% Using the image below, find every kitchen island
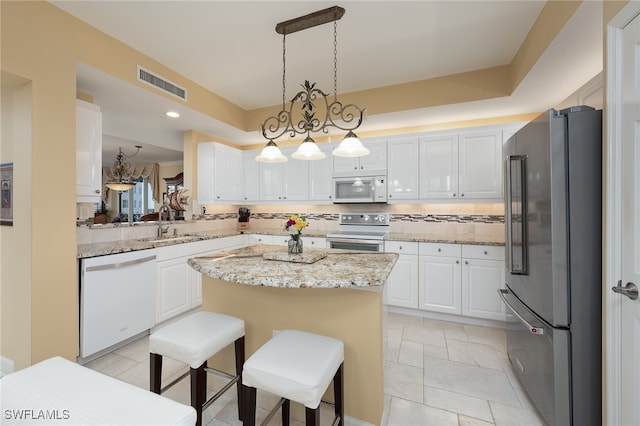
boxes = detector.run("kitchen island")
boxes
[188,244,398,425]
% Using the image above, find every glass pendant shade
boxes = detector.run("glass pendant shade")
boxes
[332,131,369,157]
[256,140,288,163]
[105,181,135,191]
[291,136,326,160]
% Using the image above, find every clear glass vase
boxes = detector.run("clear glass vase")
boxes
[287,236,303,254]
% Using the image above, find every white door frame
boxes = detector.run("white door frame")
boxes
[605,2,640,425]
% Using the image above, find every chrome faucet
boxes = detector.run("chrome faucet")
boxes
[158,204,171,238]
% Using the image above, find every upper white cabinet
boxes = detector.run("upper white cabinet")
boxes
[242,150,260,202]
[419,134,459,199]
[308,143,334,201]
[458,130,502,199]
[419,129,502,200]
[332,139,387,176]
[76,100,102,203]
[387,137,419,201]
[259,146,310,201]
[197,142,243,203]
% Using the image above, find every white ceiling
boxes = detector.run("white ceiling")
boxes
[52,1,603,164]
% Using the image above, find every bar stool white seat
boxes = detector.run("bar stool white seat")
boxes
[149,311,245,426]
[242,330,344,426]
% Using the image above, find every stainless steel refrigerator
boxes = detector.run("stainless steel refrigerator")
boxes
[500,106,602,426]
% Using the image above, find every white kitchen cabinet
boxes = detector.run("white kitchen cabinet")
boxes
[282,146,309,201]
[155,236,248,324]
[242,150,260,202]
[308,143,334,201]
[418,128,503,200]
[270,234,327,248]
[419,243,462,314]
[332,138,387,176]
[197,142,243,203]
[387,137,419,201]
[259,147,310,201]
[458,129,502,199]
[419,133,459,199]
[461,245,506,321]
[76,99,102,203]
[384,241,419,308]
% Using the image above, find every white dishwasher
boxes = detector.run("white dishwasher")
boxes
[79,249,157,362]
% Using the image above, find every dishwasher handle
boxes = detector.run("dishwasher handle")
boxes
[85,255,156,272]
[498,289,544,335]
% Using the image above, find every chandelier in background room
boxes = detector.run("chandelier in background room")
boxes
[256,6,369,163]
[105,145,142,191]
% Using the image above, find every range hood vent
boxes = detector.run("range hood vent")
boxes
[137,66,187,101]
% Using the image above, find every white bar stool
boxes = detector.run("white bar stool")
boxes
[242,330,344,426]
[149,311,245,426]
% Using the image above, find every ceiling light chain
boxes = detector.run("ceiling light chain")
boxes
[256,5,368,163]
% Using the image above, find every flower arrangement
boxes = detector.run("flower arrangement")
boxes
[284,214,308,240]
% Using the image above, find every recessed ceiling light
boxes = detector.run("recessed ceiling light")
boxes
[165,111,180,118]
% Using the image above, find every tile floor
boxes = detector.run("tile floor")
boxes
[86,312,546,425]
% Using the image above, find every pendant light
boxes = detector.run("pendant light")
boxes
[257,6,367,162]
[255,140,287,163]
[105,145,142,191]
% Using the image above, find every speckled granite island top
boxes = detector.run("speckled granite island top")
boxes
[188,244,398,290]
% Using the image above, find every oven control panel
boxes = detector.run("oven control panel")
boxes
[339,213,389,225]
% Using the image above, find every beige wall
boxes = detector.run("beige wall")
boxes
[0,0,596,369]
[1,75,33,372]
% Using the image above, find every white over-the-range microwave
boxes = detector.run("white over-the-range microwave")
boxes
[332,175,387,203]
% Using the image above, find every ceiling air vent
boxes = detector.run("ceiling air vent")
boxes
[137,66,187,101]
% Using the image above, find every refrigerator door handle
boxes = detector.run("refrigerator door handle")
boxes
[505,155,528,274]
[498,289,544,335]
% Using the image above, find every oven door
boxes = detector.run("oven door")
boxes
[327,238,384,252]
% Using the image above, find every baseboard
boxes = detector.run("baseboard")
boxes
[387,305,507,329]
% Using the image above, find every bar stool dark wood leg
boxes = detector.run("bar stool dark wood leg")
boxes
[190,362,206,426]
[282,399,290,426]
[305,407,320,426]
[242,385,257,425]
[150,353,162,394]
[334,363,344,426]
[235,337,245,421]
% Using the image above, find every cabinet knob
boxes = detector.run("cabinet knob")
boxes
[465,261,469,265]
[456,260,460,264]
[484,250,488,255]
[360,166,364,170]
[216,196,220,199]
[389,194,392,198]
[329,195,332,199]
[438,248,441,252]
[244,197,248,200]
[461,193,465,197]
[354,166,358,170]
[94,189,100,194]
[284,196,287,199]
[311,241,315,245]
[399,246,403,250]
[452,193,456,197]
[278,196,282,199]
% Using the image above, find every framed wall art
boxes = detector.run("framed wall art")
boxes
[1,163,13,226]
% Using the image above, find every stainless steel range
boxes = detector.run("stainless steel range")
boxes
[326,212,389,252]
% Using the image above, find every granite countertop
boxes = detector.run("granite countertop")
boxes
[384,232,504,246]
[77,228,503,258]
[77,230,242,258]
[188,244,398,290]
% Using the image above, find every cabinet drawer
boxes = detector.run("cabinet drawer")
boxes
[385,241,418,255]
[462,244,505,261]
[419,242,461,257]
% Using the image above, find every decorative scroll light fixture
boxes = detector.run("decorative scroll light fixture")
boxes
[256,5,368,163]
[105,145,142,191]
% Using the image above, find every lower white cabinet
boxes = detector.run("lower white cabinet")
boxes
[384,241,419,308]
[386,241,505,322]
[419,243,462,314]
[155,235,248,324]
[248,234,327,248]
[461,245,506,321]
